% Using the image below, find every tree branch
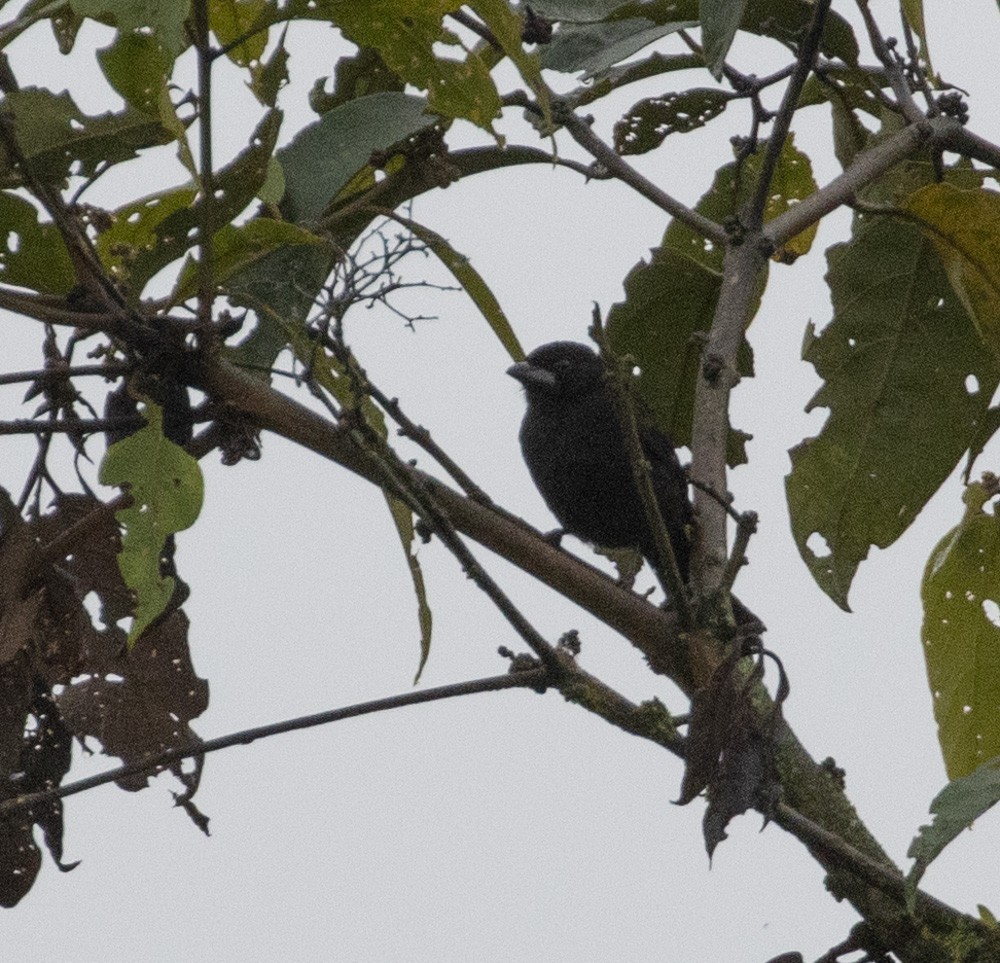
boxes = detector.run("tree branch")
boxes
[856,0,926,124]
[766,114,1000,250]
[192,0,216,329]
[773,802,984,936]
[590,308,694,629]
[554,105,730,247]
[0,363,126,387]
[0,670,550,817]
[689,242,768,598]
[747,0,831,230]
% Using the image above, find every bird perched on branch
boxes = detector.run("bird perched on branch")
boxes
[508,341,692,579]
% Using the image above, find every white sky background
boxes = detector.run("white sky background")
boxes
[4,3,1000,960]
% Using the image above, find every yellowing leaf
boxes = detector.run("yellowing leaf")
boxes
[901,0,932,73]
[759,134,818,260]
[904,183,1000,364]
[210,0,267,66]
[921,482,1000,778]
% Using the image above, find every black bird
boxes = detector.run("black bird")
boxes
[508,341,692,579]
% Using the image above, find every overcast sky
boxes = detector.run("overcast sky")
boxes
[4,3,1000,961]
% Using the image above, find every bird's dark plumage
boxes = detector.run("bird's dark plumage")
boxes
[508,341,692,578]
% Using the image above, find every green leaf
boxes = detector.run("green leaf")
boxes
[742,0,858,66]
[170,219,328,304]
[225,243,337,370]
[903,184,1000,365]
[614,87,730,155]
[98,35,195,173]
[471,0,549,120]
[277,92,432,224]
[527,0,627,20]
[827,86,873,169]
[921,483,1000,779]
[391,213,522,360]
[700,0,747,80]
[311,45,403,114]
[541,18,694,77]
[0,192,75,294]
[571,52,703,108]
[607,244,725,452]
[385,494,433,682]
[0,88,173,185]
[278,331,434,678]
[786,215,999,610]
[99,401,204,646]
[95,110,281,295]
[327,0,502,132]
[70,0,191,54]
[250,30,290,107]
[210,0,267,66]
[97,32,174,115]
[906,754,1000,908]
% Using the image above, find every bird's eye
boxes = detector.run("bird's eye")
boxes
[553,359,571,374]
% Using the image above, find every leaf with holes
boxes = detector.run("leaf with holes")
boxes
[70,0,191,53]
[99,402,204,646]
[787,214,998,610]
[94,110,280,296]
[614,88,731,155]
[170,219,328,305]
[0,88,173,185]
[922,482,1000,779]
[326,0,501,132]
[0,192,74,294]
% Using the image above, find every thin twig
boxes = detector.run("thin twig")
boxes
[721,511,757,595]
[554,104,730,247]
[0,671,551,817]
[589,308,694,629]
[562,52,703,110]
[764,113,1000,249]
[325,338,493,505]
[0,418,138,436]
[447,9,500,50]
[193,0,215,329]
[856,0,925,124]
[0,363,127,388]
[898,8,937,117]
[337,354,562,670]
[747,0,831,230]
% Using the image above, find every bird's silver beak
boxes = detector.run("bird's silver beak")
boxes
[507,362,557,389]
